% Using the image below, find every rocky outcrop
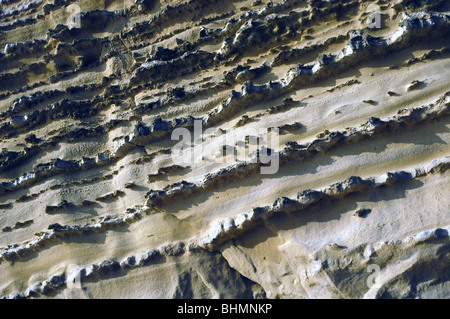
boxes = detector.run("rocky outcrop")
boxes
[197,156,450,250]
[0,0,449,300]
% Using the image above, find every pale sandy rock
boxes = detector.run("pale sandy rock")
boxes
[0,0,449,300]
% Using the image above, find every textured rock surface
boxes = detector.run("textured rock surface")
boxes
[0,0,449,299]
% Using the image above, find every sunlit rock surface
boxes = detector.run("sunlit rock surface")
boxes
[0,0,449,299]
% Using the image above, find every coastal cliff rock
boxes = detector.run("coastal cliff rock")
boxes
[0,0,449,299]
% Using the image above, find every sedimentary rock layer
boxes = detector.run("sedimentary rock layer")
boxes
[0,0,449,299]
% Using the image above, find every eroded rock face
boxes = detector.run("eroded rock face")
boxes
[0,0,449,299]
